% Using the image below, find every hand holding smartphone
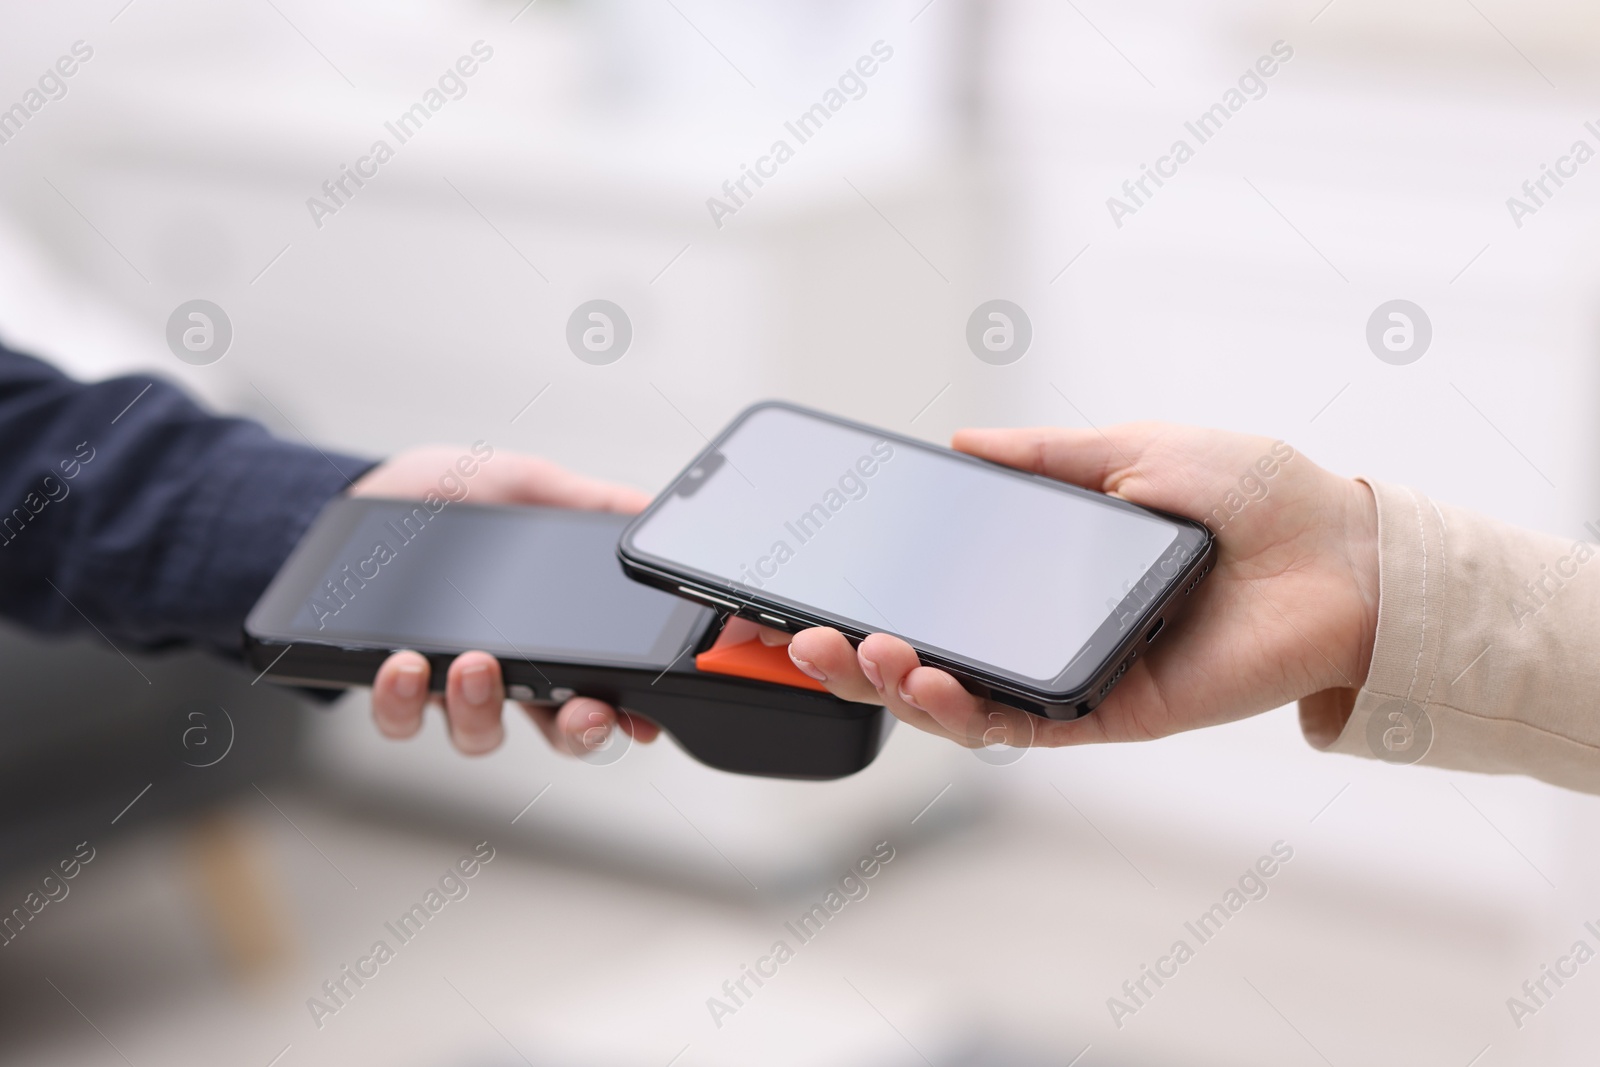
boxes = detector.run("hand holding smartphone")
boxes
[619,403,1215,719]
[774,420,1381,755]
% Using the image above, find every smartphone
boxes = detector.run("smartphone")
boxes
[618,401,1214,719]
[243,497,890,779]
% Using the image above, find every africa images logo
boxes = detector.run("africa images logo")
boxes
[166,300,232,366]
[566,300,632,365]
[1365,698,1432,766]
[966,300,1032,365]
[1366,300,1431,366]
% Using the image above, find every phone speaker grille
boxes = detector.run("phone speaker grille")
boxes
[1098,656,1133,698]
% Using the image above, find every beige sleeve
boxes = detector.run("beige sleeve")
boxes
[1301,478,1600,794]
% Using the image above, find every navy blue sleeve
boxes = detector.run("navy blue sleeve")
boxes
[0,340,375,655]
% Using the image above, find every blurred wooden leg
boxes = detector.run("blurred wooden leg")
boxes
[186,810,294,979]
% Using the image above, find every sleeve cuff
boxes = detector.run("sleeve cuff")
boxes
[1301,478,1600,793]
[1302,478,1448,765]
[161,437,376,653]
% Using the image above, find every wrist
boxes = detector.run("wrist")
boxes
[1301,475,1378,746]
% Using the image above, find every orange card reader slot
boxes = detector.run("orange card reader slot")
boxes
[694,637,828,692]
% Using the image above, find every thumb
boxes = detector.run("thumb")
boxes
[491,456,652,514]
[951,425,1160,496]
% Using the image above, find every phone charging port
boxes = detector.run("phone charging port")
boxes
[1145,618,1165,644]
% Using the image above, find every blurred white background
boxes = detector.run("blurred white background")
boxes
[4,0,1600,1064]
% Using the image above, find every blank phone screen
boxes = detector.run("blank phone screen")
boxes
[284,503,706,666]
[629,406,1185,682]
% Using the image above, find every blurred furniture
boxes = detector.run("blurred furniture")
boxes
[0,621,309,974]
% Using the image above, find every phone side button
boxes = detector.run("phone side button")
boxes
[758,613,792,628]
[678,585,741,611]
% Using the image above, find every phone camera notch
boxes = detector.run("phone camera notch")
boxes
[676,450,726,498]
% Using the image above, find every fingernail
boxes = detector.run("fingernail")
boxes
[373,708,408,737]
[859,655,883,690]
[789,647,827,682]
[580,723,611,751]
[457,725,503,755]
[897,683,924,711]
[462,664,493,705]
[393,663,424,699]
